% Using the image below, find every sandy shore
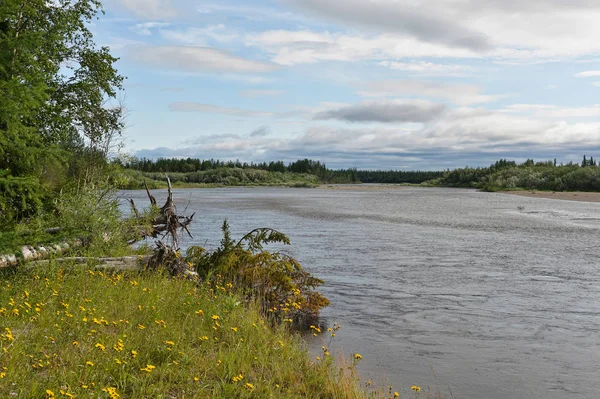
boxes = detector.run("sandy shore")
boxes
[500,190,600,203]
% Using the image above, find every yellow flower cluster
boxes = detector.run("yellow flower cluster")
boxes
[140,364,156,373]
[101,386,120,399]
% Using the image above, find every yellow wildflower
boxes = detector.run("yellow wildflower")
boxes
[95,343,106,351]
[353,353,363,360]
[46,389,55,398]
[140,364,156,373]
[86,361,94,367]
[130,350,138,358]
[394,392,400,398]
[411,385,421,392]
[113,339,124,352]
[101,387,120,399]
[244,383,255,390]
[2,327,14,341]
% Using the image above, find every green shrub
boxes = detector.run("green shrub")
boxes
[187,220,330,327]
[0,174,47,225]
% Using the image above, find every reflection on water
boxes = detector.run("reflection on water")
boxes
[120,187,600,399]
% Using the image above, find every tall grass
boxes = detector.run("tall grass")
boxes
[0,264,372,398]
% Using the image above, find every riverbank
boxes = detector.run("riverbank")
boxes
[319,183,418,190]
[0,263,370,398]
[500,190,600,203]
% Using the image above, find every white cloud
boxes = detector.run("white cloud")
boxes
[138,100,600,169]
[127,46,279,73]
[129,22,171,36]
[169,102,273,117]
[284,0,491,51]
[160,25,239,45]
[594,82,600,87]
[357,80,505,106]
[575,71,600,78]
[503,104,600,118]
[280,0,600,62]
[378,61,473,77]
[239,90,285,98]
[294,109,600,155]
[245,30,478,66]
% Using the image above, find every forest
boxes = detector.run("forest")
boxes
[120,156,600,191]
[120,157,444,185]
[432,157,600,192]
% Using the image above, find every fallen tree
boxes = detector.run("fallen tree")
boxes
[2,176,197,278]
[127,176,195,246]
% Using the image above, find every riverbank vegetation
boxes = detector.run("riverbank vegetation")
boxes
[0,264,370,398]
[122,155,600,192]
[120,157,444,186]
[429,157,600,192]
[114,167,319,189]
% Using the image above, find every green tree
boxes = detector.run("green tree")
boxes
[0,0,124,223]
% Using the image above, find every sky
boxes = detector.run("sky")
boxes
[94,0,600,170]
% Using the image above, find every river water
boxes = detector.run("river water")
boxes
[121,186,600,399]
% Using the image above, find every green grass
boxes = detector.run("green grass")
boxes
[0,264,371,398]
[0,229,76,255]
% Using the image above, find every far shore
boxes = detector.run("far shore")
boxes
[500,190,600,203]
[318,183,418,191]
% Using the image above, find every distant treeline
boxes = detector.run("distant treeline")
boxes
[119,155,600,191]
[119,157,443,184]
[433,156,600,191]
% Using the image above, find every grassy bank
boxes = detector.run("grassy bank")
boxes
[114,168,320,190]
[0,264,369,398]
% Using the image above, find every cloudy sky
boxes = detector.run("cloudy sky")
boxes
[96,0,600,169]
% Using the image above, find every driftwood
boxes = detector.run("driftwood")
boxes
[27,255,199,278]
[128,176,195,246]
[0,240,83,269]
[29,256,151,270]
[1,176,197,280]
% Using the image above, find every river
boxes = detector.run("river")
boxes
[121,186,600,399]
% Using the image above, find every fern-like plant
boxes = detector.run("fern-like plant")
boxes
[187,220,329,328]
